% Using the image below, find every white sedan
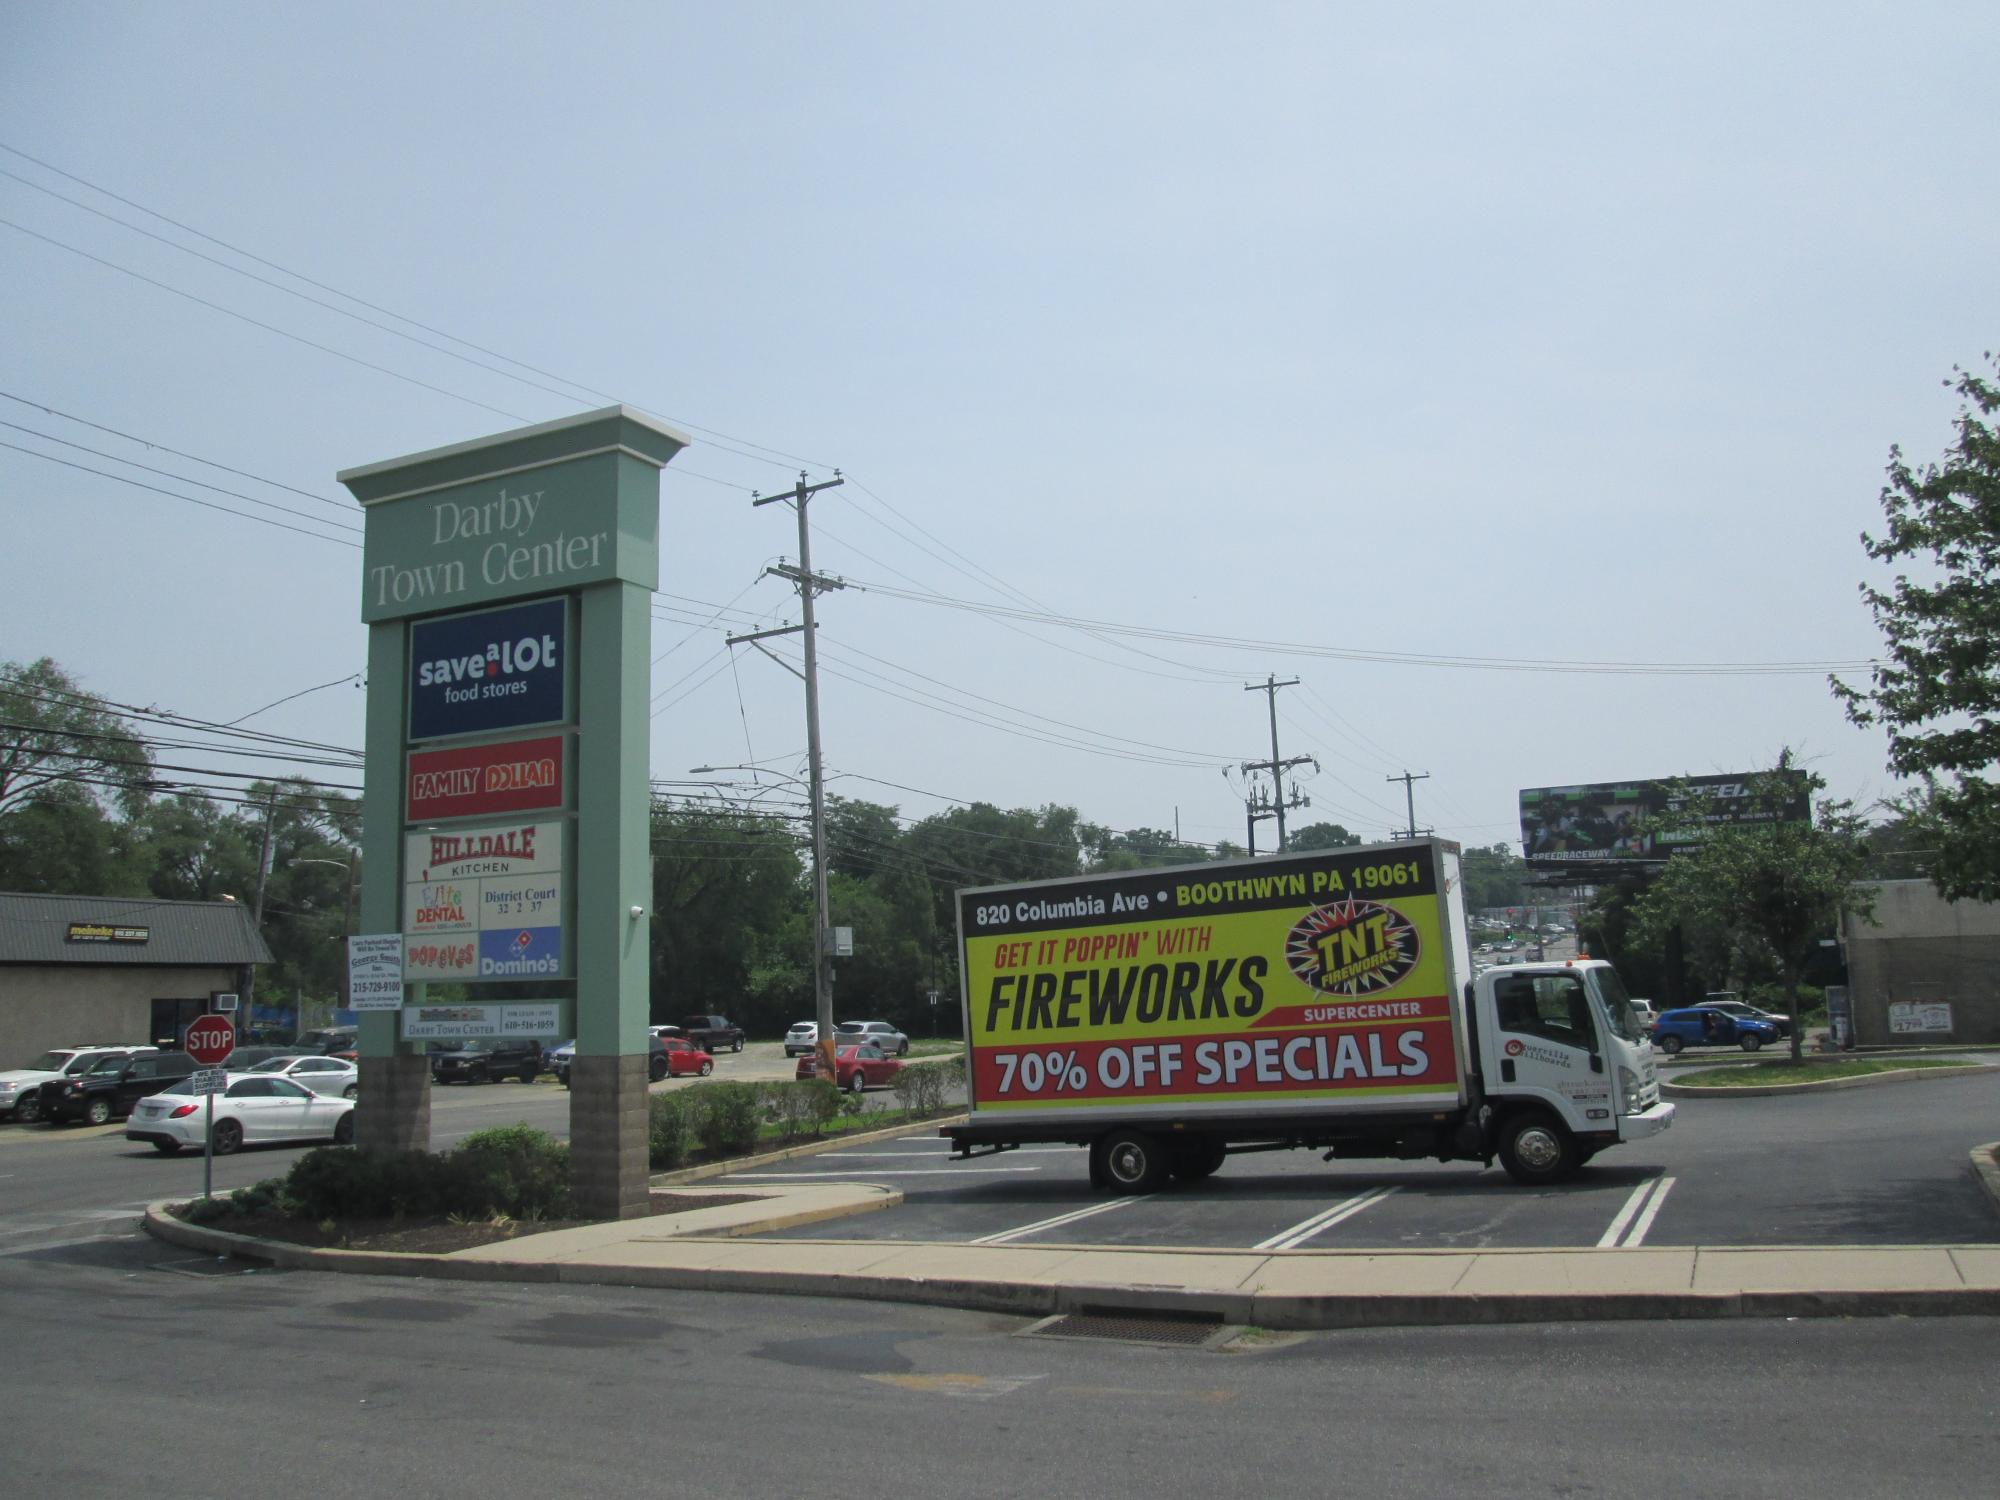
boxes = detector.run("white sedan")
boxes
[241,1054,360,1098]
[125,1074,355,1155]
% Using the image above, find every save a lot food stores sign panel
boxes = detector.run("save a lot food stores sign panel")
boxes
[958,844,1461,1119]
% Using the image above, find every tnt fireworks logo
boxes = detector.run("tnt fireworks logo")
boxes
[1285,897,1420,997]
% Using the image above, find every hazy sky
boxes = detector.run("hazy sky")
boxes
[4,3,1996,856]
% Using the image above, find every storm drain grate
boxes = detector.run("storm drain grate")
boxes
[1021,1310,1230,1347]
[151,1254,282,1278]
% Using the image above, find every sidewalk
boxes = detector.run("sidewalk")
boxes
[143,1177,2000,1331]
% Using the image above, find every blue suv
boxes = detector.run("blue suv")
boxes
[1650,1006,1783,1055]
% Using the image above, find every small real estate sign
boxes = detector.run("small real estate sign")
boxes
[407,596,568,741]
[400,1002,562,1041]
[347,933,406,1011]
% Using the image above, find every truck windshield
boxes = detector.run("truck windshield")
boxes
[1588,968,1640,1043]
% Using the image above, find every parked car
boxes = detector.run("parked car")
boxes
[795,1043,903,1094]
[1628,998,1658,1029]
[658,1037,715,1078]
[1650,1006,1783,1055]
[649,1024,687,1041]
[836,1020,910,1057]
[1699,998,1793,1038]
[242,1054,360,1098]
[679,1015,745,1053]
[294,1029,359,1061]
[0,1045,154,1124]
[125,1073,356,1155]
[547,1039,575,1085]
[36,1051,197,1126]
[429,1039,542,1084]
[783,1021,819,1057]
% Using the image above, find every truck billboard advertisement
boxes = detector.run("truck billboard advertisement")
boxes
[957,843,1466,1122]
[1519,770,1810,867]
[407,596,567,741]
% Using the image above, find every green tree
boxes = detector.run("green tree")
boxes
[1287,821,1362,852]
[1461,843,1528,909]
[1834,356,2000,899]
[1630,755,1873,1061]
[1082,824,1214,871]
[0,657,155,817]
[648,802,807,1035]
[0,786,147,894]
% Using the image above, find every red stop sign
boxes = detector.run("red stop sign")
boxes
[185,1015,237,1066]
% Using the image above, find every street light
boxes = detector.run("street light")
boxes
[294,856,357,1036]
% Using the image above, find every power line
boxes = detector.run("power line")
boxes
[0,439,362,547]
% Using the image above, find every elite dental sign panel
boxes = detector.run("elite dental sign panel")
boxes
[958,845,1461,1120]
[408,597,567,741]
[406,735,565,822]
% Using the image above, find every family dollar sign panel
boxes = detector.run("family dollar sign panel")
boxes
[957,842,1465,1123]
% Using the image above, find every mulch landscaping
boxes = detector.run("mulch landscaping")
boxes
[177,1190,767,1255]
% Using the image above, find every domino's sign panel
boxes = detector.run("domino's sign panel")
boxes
[409,597,567,741]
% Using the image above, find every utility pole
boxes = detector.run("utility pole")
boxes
[1387,770,1432,840]
[243,794,278,1018]
[747,471,845,1079]
[1242,675,1311,852]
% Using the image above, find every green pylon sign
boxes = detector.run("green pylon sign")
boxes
[340,406,688,1219]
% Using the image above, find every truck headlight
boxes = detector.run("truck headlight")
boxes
[1616,1066,1640,1113]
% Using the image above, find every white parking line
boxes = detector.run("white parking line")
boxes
[1623,1176,1675,1247]
[971,1195,1152,1245]
[726,1167,1044,1178]
[1598,1175,1675,1248]
[812,1160,1080,1168]
[1253,1186,1398,1251]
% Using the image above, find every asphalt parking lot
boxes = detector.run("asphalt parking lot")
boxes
[729,1068,2000,1252]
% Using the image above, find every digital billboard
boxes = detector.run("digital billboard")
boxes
[1519,771,1810,868]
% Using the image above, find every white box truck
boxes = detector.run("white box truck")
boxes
[943,837,1672,1190]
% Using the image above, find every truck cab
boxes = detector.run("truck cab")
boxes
[1475,960,1672,1182]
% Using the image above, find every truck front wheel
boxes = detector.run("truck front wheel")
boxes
[1091,1130,1167,1194]
[1497,1111,1580,1186]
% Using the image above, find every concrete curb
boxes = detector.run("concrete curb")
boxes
[646,1112,966,1185]
[1662,1063,1991,1099]
[142,1201,2000,1331]
[1972,1142,2000,1218]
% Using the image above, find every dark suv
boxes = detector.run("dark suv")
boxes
[429,1039,542,1084]
[38,1051,198,1125]
[678,1015,745,1053]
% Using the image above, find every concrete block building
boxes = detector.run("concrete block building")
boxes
[0,892,272,1068]
[1843,880,2000,1045]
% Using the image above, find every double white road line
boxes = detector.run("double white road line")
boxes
[1253,1186,1400,1251]
[1598,1175,1676,1248]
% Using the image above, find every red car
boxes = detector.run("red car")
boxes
[795,1043,903,1094]
[659,1037,715,1077]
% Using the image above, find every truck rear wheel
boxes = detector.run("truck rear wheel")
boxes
[1091,1130,1167,1194]
[1496,1111,1580,1186]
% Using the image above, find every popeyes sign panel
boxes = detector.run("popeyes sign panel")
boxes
[407,735,565,822]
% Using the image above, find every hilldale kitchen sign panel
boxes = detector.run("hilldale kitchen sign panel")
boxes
[408,596,566,741]
[407,735,564,822]
[403,820,566,981]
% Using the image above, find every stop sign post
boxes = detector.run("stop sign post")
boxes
[184,1015,235,1197]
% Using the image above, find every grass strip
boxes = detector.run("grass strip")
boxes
[1675,1058,1962,1088]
